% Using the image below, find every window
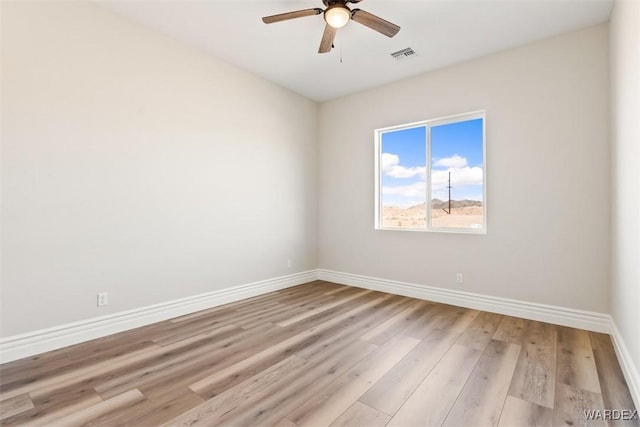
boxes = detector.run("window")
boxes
[375,111,486,233]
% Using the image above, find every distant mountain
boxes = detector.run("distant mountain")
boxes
[403,200,482,210]
[432,199,482,209]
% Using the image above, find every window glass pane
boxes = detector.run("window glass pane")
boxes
[380,126,426,229]
[430,118,484,229]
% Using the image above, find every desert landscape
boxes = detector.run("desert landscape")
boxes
[383,199,483,229]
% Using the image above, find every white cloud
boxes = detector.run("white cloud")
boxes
[381,152,483,203]
[381,153,399,171]
[433,154,468,169]
[381,153,425,179]
[382,181,426,198]
[432,167,483,188]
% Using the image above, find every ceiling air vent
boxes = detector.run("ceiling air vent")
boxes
[391,47,418,62]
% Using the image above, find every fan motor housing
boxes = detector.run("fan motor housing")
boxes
[323,0,363,4]
[323,0,347,6]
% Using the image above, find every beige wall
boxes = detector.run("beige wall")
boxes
[318,24,611,313]
[610,0,640,376]
[0,1,318,336]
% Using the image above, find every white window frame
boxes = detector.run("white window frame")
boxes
[374,110,487,234]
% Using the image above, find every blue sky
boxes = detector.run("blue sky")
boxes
[381,118,484,207]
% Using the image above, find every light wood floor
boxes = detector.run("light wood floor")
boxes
[0,281,637,426]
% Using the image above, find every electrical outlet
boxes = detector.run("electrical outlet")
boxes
[287,259,292,268]
[456,273,464,284]
[97,292,108,307]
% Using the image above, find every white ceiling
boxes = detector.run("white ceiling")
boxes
[99,0,613,102]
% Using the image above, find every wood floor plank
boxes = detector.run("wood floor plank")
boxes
[444,307,481,333]
[136,388,205,426]
[0,353,74,393]
[0,338,156,393]
[588,329,638,422]
[93,324,247,399]
[592,344,638,424]
[0,393,34,421]
[217,342,376,427]
[286,335,419,427]
[388,344,483,427]
[553,383,607,427]
[402,304,459,339]
[1,321,166,383]
[173,297,299,333]
[65,338,162,367]
[34,325,243,402]
[1,389,103,426]
[187,328,336,399]
[84,396,154,426]
[188,293,392,398]
[91,387,205,426]
[508,321,557,408]
[258,294,337,326]
[11,324,231,401]
[241,290,384,333]
[329,401,391,427]
[274,417,299,427]
[39,389,144,426]
[0,347,71,380]
[589,331,615,351]
[270,286,334,306]
[443,340,521,427]
[152,321,239,347]
[556,326,601,394]
[360,328,461,415]
[199,301,298,331]
[455,311,503,351]
[289,290,342,308]
[322,284,353,296]
[168,283,323,324]
[153,304,376,397]
[277,289,371,327]
[161,355,310,427]
[497,395,552,427]
[194,321,364,401]
[493,316,528,344]
[233,304,309,330]
[360,300,430,345]
[169,339,378,427]
[125,323,293,400]
[295,294,405,361]
[232,298,285,315]
[169,293,284,323]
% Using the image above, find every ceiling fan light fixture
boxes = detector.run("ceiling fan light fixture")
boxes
[324,4,350,29]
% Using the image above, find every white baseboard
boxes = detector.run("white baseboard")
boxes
[0,270,317,364]
[317,269,611,333]
[610,321,640,410]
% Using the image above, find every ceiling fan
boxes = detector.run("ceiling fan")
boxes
[262,0,400,54]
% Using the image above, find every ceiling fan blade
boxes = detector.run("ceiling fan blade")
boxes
[351,9,400,38]
[318,24,337,54]
[262,8,323,24]
[346,0,365,3]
